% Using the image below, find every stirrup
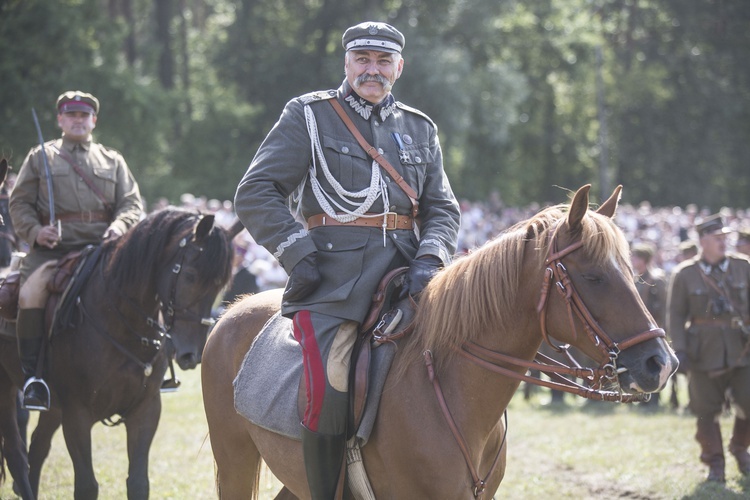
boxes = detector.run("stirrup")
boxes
[22,377,50,411]
[160,377,181,393]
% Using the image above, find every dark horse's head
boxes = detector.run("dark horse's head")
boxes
[105,208,234,370]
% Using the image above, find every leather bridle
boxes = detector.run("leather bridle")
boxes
[160,233,217,333]
[424,220,667,497]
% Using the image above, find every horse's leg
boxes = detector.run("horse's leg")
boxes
[123,394,161,500]
[28,407,62,497]
[0,375,34,500]
[202,332,263,498]
[59,407,98,500]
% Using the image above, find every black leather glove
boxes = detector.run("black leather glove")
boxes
[282,253,322,303]
[400,256,442,299]
[675,351,691,375]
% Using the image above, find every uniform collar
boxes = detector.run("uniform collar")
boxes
[61,136,92,152]
[698,258,728,275]
[340,80,396,122]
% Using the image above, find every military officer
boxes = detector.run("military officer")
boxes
[631,242,668,408]
[10,90,143,411]
[667,214,750,482]
[235,22,460,499]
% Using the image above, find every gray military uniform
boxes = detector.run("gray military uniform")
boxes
[235,80,461,321]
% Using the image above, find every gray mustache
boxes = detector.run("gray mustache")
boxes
[354,74,392,92]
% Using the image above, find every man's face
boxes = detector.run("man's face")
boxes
[345,50,404,104]
[699,232,728,263]
[57,111,96,141]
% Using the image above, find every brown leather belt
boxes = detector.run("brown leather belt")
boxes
[307,212,413,230]
[41,210,111,225]
[691,317,744,328]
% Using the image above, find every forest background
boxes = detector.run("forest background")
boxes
[1,0,749,210]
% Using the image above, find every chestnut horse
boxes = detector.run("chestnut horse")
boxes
[202,185,678,499]
[0,208,235,499]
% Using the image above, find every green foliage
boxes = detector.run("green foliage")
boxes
[1,0,748,209]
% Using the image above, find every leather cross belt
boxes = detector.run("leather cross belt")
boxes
[41,210,111,225]
[307,212,413,230]
[691,316,744,329]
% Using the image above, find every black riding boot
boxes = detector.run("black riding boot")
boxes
[301,424,346,500]
[729,417,750,475]
[17,308,50,411]
[696,418,725,482]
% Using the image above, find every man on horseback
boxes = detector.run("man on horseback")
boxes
[235,22,460,499]
[10,90,143,411]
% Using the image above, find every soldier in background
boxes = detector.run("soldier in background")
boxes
[631,242,668,409]
[667,214,750,482]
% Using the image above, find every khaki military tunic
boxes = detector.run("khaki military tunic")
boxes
[235,81,461,321]
[668,256,750,373]
[10,136,143,280]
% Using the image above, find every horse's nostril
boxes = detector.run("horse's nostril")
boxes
[645,354,664,375]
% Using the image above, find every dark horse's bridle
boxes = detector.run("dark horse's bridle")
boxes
[424,221,667,497]
[81,225,216,424]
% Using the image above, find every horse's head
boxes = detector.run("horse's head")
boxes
[539,185,678,395]
[156,212,234,370]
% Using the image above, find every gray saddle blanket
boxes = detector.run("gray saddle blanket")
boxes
[233,312,396,445]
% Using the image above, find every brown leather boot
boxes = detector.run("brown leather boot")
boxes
[729,417,750,475]
[696,418,725,482]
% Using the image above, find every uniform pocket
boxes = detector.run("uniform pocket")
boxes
[321,135,367,190]
[92,166,117,200]
[310,228,371,304]
[398,144,430,196]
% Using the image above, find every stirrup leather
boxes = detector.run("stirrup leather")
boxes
[22,377,51,411]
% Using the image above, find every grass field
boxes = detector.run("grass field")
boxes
[1,370,748,499]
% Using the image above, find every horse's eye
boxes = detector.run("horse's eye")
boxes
[582,274,603,284]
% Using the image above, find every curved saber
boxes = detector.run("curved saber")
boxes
[31,108,56,226]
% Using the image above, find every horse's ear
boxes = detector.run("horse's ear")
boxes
[567,184,591,231]
[596,185,623,219]
[195,214,216,241]
[226,218,245,240]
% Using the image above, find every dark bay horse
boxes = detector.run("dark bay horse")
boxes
[202,184,678,499]
[0,208,235,499]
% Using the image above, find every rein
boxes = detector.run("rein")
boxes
[424,220,666,497]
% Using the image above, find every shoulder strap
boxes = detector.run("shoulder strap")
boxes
[328,99,419,218]
[51,144,113,213]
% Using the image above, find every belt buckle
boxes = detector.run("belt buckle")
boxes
[383,212,398,230]
[81,211,93,223]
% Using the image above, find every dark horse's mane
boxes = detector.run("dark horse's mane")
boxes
[103,208,233,301]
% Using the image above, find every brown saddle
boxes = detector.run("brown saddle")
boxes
[44,245,102,336]
[293,267,418,438]
[349,267,417,436]
[0,246,101,336]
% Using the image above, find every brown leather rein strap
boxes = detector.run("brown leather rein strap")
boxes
[424,350,506,498]
[328,99,419,219]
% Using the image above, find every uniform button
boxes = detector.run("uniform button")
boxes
[390,205,396,210]
[378,148,384,154]
[393,234,399,240]
[341,146,349,154]
[326,243,333,250]
[414,156,422,163]
[385,177,391,182]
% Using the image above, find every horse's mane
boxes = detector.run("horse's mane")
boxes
[397,202,632,371]
[104,208,233,301]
